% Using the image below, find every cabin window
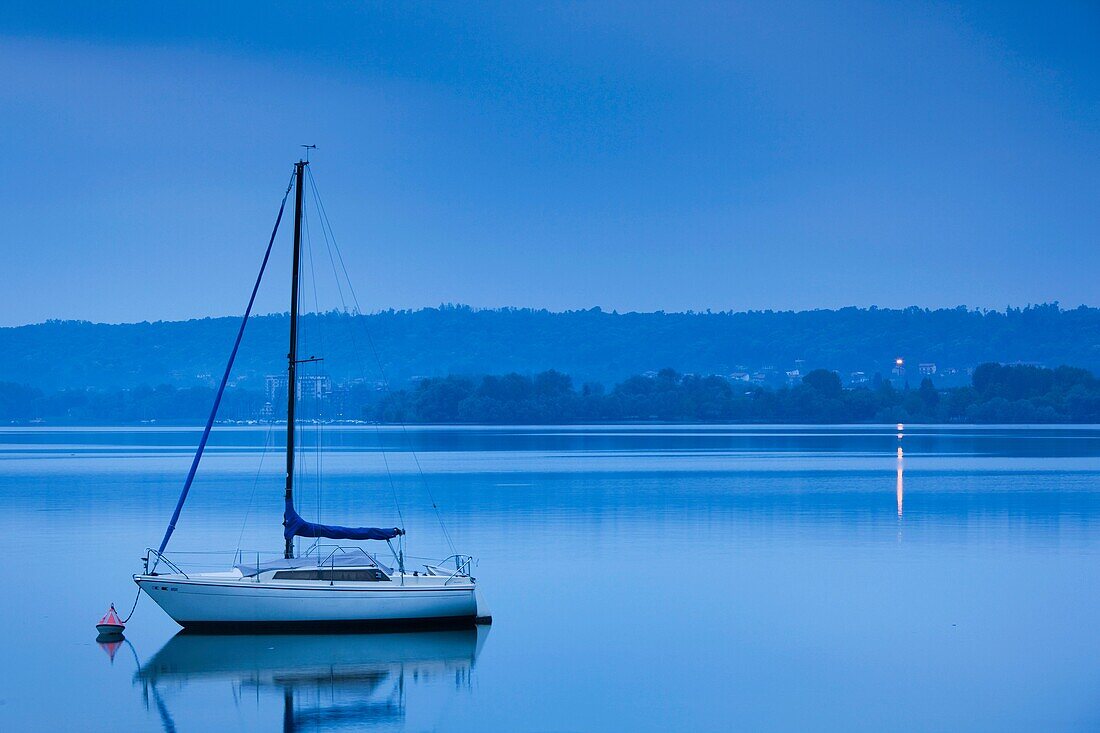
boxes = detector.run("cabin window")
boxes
[272,568,388,582]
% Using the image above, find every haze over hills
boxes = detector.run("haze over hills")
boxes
[1,304,1097,393]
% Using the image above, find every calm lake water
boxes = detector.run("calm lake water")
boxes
[1,424,1099,731]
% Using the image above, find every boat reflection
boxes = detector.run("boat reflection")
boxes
[135,628,488,732]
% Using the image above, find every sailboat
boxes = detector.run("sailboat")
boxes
[134,158,490,631]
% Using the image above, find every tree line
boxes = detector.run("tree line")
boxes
[377,363,1100,424]
[4,362,1097,425]
[4,303,1099,391]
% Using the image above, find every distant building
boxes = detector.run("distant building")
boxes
[265,373,332,401]
[729,372,750,382]
[849,371,868,385]
[298,374,331,399]
[266,374,287,402]
[919,363,937,376]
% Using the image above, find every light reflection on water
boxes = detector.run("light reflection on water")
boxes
[1,425,1100,731]
[897,450,904,517]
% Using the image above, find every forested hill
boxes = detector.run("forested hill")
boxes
[2,304,1098,392]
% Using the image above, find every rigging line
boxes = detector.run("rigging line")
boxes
[313,182,441,549]
[306,169,406,533]
[322,232,454,552]
[311,181,347,311]
[235,415,277,556]
[375,419,405,529]
[306,173,411,537]
[309,194,353,536]
[301,200,317,524]
[305,168,442,490]
[154,171,294,566]
[303,193,326,529]
[295,202,315,556]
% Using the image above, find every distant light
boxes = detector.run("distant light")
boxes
[897,447,903,459]
[895,358,904,366]
[897,423,904,432]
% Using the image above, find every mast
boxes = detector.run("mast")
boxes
[284,160,307,558]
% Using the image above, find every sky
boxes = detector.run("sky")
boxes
[1,1,1097,326]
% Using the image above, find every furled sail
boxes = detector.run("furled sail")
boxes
[155,178,292,561]
[284,500,403,541]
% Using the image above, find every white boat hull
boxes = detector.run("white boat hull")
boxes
[135,574,479,631]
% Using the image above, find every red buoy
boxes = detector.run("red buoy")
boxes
[96,603,125,636]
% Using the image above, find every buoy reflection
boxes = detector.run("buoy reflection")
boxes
[97,634,123,663]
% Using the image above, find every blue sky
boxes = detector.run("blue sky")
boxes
[1,2,1097,325]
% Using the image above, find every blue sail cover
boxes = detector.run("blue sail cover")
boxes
[284,500,403,541]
